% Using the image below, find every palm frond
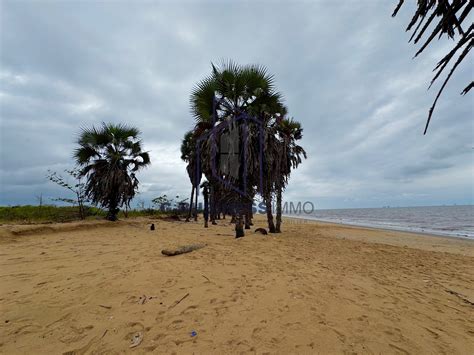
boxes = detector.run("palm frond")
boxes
[393,0,472,134]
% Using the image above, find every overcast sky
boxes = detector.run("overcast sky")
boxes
[0,0,472,209]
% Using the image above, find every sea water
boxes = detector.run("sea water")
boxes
[290,205,474,239]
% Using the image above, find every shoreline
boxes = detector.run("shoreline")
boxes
[283,213,474,241]
[280,215,474,257]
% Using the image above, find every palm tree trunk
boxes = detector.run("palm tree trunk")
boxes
[244,213,251,229]
[244,199,251,229]
[194,185,198,221]
[106,198,119,221]
[235,123,246,238]
[235,213,244,238]
[186,186,195,222]
[203,187,209,228]
[265,194,276,233]
[210,184,217,225]
[275,185,282,233]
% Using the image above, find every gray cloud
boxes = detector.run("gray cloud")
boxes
[0,0,472,209]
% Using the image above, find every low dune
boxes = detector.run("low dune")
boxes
[0,216,473,354]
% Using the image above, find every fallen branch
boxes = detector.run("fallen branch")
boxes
[161,244,206,256]
[99,304,112,309]
[168,293,190,310]
[445,289,474,306]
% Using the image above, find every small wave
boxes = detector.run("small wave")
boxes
[291,205,474,240]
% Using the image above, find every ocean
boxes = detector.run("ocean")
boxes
[289,205,474,239]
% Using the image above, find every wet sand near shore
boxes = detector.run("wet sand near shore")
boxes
[0,217,473,354]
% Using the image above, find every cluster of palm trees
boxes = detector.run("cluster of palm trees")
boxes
[181,61,306,237]
[71,62,305,230]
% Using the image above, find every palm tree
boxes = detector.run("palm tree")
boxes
[190,61,288,236]
[188,61,307,235]
[274,118,306,232]
[200,181,210,228]
[181,130,198,221]
[74,122,151,221]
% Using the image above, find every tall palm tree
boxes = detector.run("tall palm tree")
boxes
[188,61,307,235]
[190,61,287,236]
[74,122,151,221]
[274,118,306,232]
[181,130,197,221]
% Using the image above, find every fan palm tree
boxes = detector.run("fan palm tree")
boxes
[181,130,198,221]
[190,61,288,236]
[191,60,285,125]
[74,122,151,221]
[188,61,307,235]
[274,118,306,232]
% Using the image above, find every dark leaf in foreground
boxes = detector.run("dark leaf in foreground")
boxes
[393,0,472,134]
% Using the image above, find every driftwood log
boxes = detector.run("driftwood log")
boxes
[161,244,206,256]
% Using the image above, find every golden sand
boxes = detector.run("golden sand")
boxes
[0,217,473,354]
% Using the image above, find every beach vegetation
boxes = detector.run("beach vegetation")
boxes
[183,61,306,236]
[74,122,151,221]
[0,205,104,224]
[46,169,89,219]
[0,205,187,224]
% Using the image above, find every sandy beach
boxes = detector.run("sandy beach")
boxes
[1,216,473,354]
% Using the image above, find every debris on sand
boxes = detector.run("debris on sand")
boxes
[255,228,268,235]
[129,332,143,348]
[161,244,206,256]
[168,293,190,310]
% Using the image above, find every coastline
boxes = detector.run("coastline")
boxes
[1,217,473,353]
[282,215,474,257]
[283,213,474,241]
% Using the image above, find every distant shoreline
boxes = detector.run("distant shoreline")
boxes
[283,214,474,241]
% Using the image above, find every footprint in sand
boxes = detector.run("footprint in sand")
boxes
[167,319,185,331]
[252,327,263,339]
[11,324,42,336]
[181,305,198,315]
[59,325,94,343]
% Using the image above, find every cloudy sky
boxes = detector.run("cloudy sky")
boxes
[0,0,472,209]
